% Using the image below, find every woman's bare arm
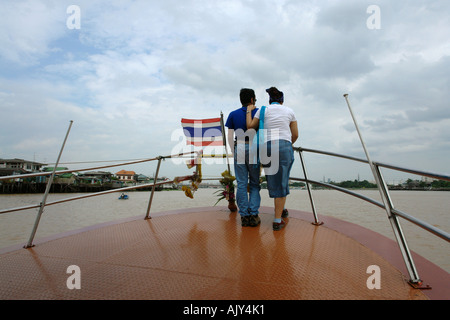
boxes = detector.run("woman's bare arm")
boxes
[290,121,299,144]
[246,104,259,129]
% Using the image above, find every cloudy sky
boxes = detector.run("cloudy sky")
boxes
[1,0,449,183]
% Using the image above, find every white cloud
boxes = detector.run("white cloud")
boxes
[0,0,67,65]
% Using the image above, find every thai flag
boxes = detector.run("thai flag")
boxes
[181,118,223,146]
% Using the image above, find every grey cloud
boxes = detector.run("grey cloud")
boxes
[355,55,450,123]
[315,0,369,32]
[362,113,411,132]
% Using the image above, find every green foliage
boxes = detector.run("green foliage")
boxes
[431,180,450,189]
[330,179,377,189]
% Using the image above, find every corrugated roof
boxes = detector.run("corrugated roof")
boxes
[115,170,136,175]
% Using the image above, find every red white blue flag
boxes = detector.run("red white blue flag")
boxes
[181,118,223,146]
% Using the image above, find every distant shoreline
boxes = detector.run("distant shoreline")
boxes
[0,182,448,194]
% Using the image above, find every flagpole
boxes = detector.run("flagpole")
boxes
[220,111,231,173]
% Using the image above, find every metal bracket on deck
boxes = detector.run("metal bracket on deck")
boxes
[408,280,432,290]
[311,221,324,226]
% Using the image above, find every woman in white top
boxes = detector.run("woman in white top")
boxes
[246,87,298,231]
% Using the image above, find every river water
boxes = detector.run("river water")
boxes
[0,189,449,272]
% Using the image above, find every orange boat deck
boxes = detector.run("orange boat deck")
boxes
[0,206,448,300]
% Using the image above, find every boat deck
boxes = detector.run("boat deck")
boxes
[1,206,448,300]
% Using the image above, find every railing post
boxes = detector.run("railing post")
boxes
[343,94,423,286]
[374,164,422,285]
[297,148,322,226]
[25,120,73,248]
[145,156,163,219]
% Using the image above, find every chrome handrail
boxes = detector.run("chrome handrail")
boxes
[1,141,449,287]
[2,148,449,241]
[297,147,450,182]
[0,148,199,248]
[0,153,195,181]
[0,179,174,215]
[289,177,449,242]
[294,145,449,288]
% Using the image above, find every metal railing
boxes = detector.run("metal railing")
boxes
[0,120,200,248]
[294,145,450,288]
[1,116,449,288]
[0,152,193,246]
[2,145,449,285]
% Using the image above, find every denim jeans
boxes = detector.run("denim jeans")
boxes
[234,143,261,216]
[264,139,294,198]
